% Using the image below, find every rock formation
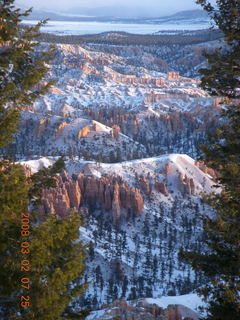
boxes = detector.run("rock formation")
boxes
[78,126,91,138]
[40,171,144,223]
[35,118,50,138]
[155,180,169,196]
[138,176,152,196]
[194,160,217,179]
[165,163,172,175]
[86,298,198,320]
[111,125,121,139]
[112,183,121,224]
[178,173,195,195]
[55,121,68,137]
[167,71,180,81]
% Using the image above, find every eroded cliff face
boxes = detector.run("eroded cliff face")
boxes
[137,174,169,197]
[21,154,216,306]
[178,173,195,196]
[86,298,199,320]
[194,160,217,179]
[40,170,144,222]
[38,155,216,221]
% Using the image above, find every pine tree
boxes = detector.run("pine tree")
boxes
[0,1,87,318]
[0,161,29,316]
[26,212,87,320]
[0,0,54,148]
[180,1,240,319]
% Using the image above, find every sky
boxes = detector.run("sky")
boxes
[17,0,200,16]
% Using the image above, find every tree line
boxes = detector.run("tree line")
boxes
[0,1,87,319]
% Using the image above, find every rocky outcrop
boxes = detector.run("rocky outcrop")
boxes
[112,183,121,223]
[86,299,198,320]
[40,171,144,223]
[111,125,121,139]
[55,122,68,137]
[41,173,79,218]
[167,71,180,81]
[136,174,169,197]
[155,180,169,196]
[178,173,195,195]
[138,176,151,196]
[35,118,50,138]
[65,179,81,209]
[194,160,217,179]
[108,74,166,87]
[78,174,144,220]
[165,163,172,175]
[77,126,91,138]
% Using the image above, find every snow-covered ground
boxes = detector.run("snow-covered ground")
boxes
[11,38,221,311]
[9,42,219,162]
[22,20,210,35]
[21,155,216,307]
[66,153,216,195]
[86,293,206,319]
[146,293,205,313]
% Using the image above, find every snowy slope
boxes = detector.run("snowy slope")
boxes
[13,111,147,161]
[22,154,216,307]
[146,293,204,312]
[86,293,205,320]
[66,153,215,195]
[5,42,221,162]
[12,39,222,311]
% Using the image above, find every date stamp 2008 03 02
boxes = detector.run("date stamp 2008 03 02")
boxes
[20,212,31,309]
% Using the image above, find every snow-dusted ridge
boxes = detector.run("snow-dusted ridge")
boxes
[22,153,216,194]
[86,293,205,319]
[13,39,222,310]
[65,153,216,196]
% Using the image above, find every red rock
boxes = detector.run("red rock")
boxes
[139,176,151,195]
[178,173,195,195]
[40,171,144,222]
[35,118,50,138]
[112,183,121,223]
[166,163,171,175]
[65,180,81,209]
[155,180,169,196]
[165,305,182,320]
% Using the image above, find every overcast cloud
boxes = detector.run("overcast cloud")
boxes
[17,0,200,15]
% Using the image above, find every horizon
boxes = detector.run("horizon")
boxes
[16,0,201,17]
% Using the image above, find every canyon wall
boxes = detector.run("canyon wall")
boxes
[40,170,144,223]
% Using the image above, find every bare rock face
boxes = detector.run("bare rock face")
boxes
[178,173,195,195]
[55,121,68,137]
[41,175,71,218]
[77,174,144,220]
[86,299,198,320]
[165,163,172,175]
[35,118,50,138]
[77,126,91,138]
[165,305,182,320]
[194,160,217,179]
[138,176,151,196]
[167,71,180,81]
[137,174,169,197]
[155,180,169,196]
[40,171,144,223]
[119,184,144,216]
[65,180,81,209]
[111,125,121,139]
[112,183,121,224]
